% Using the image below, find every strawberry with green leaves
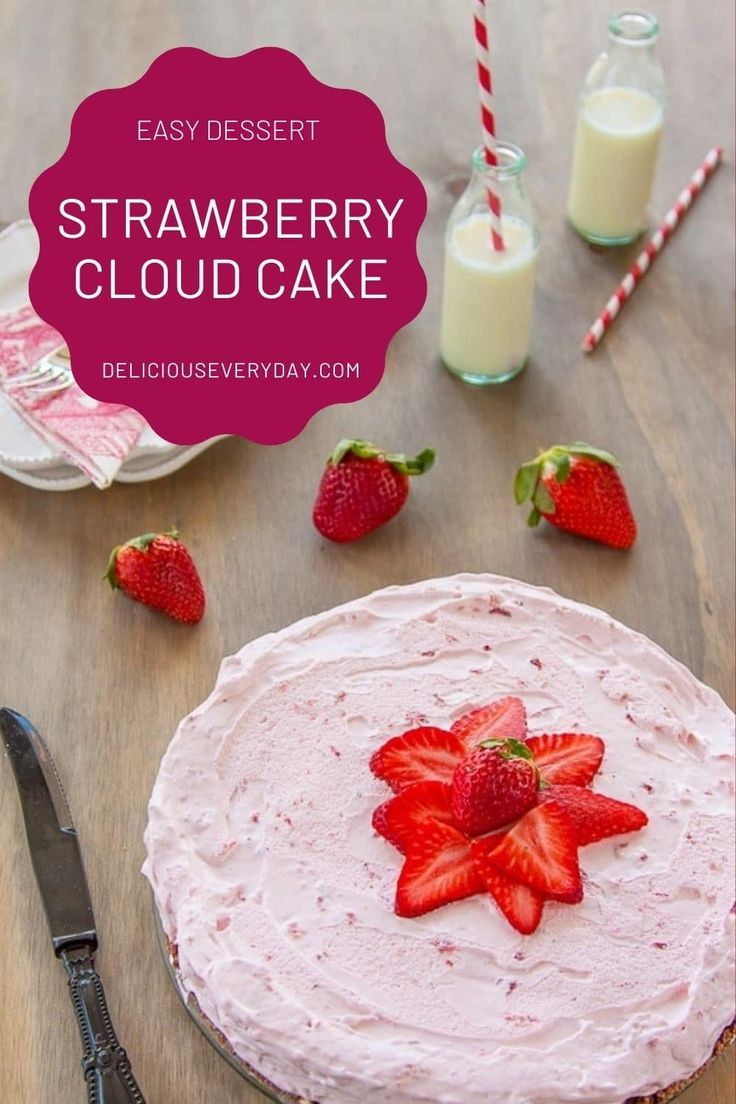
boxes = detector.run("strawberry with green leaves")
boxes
[106,530,205,624]
[514,442,637,549]
[313,439,435,543]
[450,738,541,836]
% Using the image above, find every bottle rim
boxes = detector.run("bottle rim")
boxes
[472,142,527,180]
[608,9,660,43]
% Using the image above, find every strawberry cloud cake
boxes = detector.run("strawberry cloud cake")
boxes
[143,574,735,1104]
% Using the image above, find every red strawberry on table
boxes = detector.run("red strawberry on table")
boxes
[540,783,648,845]
[451,695,527,750]
[514,442,637,549]
[312,439,435,542]
[105,529,205,624]
[450,738,540,835]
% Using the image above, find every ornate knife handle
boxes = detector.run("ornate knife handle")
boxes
[60,945,146,1104]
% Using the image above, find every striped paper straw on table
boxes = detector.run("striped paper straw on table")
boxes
[582,146,723,353]
[474,0,504,250]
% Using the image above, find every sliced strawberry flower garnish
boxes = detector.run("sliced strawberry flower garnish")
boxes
[395,820,483,917]
[370,726,466,792]
[471,839,545,934]
[540,783,648,845]
[371,704,649,934]
[481,801,583,902]
[373,781,456,854]
[451,696,527,751]
[525,732,604,787]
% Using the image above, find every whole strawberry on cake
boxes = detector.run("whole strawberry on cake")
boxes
[144,575,735,1104]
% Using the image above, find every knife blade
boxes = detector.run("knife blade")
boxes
[2,708,146,1104]
[2,707,96,951]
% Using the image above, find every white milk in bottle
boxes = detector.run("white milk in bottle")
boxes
[440,144,539,385]
[568,10,666,246]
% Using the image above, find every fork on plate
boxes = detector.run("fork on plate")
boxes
[6,344,74,396]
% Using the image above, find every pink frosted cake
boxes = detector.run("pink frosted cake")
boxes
[143,574,735,1104]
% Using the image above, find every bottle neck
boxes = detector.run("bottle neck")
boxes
[605,10,661,67]
[608,9,660,48]
[471,143,528,201]
[607,34,659,61]
[457,144,538,238]
[584,10,665,104]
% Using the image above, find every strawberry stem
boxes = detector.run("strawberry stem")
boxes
[514,443,620,526]
[479,737,534,762]
[479,737,550,791]
[329,439,435,475]
[104,529,180,588]
[104,546,123,589]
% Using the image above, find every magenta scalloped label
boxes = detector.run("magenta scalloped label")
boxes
[29,47,426,445]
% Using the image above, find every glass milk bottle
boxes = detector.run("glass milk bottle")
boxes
[568,10,666,245]
[440,143,539,385]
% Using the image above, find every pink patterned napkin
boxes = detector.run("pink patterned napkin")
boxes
[0,304,145,488]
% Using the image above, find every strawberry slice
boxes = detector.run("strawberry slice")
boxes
[540,783,648,845]
[370,727,466,792]
[375,782,481,917]
[395,820,483,917]
[373,781,455,854]
[483,802,582,902]
[451,696,528,750]
[472,838,545,934]
[525,732,604,786]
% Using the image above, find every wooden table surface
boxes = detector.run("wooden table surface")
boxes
[0,2,733,1102]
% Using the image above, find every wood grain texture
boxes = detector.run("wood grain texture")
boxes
[0,2,733,1102]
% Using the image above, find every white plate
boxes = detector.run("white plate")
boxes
[0,220,225,489]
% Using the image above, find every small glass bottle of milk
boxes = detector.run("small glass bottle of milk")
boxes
[440,143,539,385]
[568,10,666,246]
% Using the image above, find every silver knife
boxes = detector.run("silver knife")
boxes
[1,708,146,1103]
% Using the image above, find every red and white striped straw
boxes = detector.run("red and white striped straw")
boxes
[582,146,723,353]
[473,0,505,251]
